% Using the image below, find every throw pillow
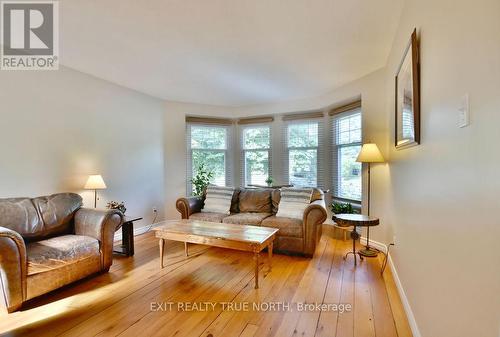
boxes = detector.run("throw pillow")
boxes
[202,186,235,215]
[276,188,313,220]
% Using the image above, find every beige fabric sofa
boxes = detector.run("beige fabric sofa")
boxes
[0,193,122,313]
[176,188,327,257]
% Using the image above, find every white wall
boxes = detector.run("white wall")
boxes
[381,0,500,336]
[0,66,166,229]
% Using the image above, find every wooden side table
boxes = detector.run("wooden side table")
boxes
[332,214,379,266]
[114,216,142,256]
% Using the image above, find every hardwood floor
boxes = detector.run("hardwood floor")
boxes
[0,226,412,337]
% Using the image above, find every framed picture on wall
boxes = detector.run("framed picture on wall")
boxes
[395,28,420,149]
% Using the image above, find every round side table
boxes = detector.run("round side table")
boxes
[332,214,380,266]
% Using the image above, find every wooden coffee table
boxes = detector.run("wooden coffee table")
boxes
[153,219,279,289]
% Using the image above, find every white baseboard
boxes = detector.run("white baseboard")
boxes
[114,223,161,241]
[387,253,422,337]
[360,236,388,254]
[357,236,421,337]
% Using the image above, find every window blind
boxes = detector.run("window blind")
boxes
[239,123,272,187]
[186,123,234,195]
[331,107,362,201]
[282,116,325,189]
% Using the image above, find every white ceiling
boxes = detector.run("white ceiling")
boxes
[60,0,403,106]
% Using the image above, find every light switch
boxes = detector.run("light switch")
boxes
[458,94,470,128]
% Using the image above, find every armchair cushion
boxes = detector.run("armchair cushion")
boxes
[27,235,100,275]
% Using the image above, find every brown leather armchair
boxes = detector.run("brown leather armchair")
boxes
[0,193,122,313]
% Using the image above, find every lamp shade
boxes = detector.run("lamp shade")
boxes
[84,175,107,190]
[356,143,385,163]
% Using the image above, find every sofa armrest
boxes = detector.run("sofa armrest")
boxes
[176,196,203,219]
[74,208,123,270]
[0,226,27,313]
[302,199,327,256]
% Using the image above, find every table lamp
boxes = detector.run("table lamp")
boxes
[356,143,385,256]
[84,174,107,208]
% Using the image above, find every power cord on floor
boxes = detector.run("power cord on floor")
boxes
[143,209,158,233]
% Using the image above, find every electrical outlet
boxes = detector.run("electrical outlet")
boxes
[458,93,470,128]
[152,207,157,213]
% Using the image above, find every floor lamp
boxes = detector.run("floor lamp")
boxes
[84,174,107,208]
[356,143,385,257]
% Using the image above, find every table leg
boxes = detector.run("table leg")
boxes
[353,232,357,266]
[159,238,165,268]
[129,222,134,256]
[268,242,273,270]
[254,252,260,289]
[184,242,188,257]
[121,223,128,255]
[344,226,363,266]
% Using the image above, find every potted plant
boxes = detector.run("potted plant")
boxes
[106,201,126,214]
[330,201,357,216]
[191,163,214,197]
[265,176,274,187]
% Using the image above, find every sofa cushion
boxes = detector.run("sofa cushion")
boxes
[27,235,100,275]
[189,211,227,223]
[222,212,271,226]
[239,189,272,213]
[202,186,235,215]
[0,193,82,241]
[261,216,303,238]
[276,188,312,220]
